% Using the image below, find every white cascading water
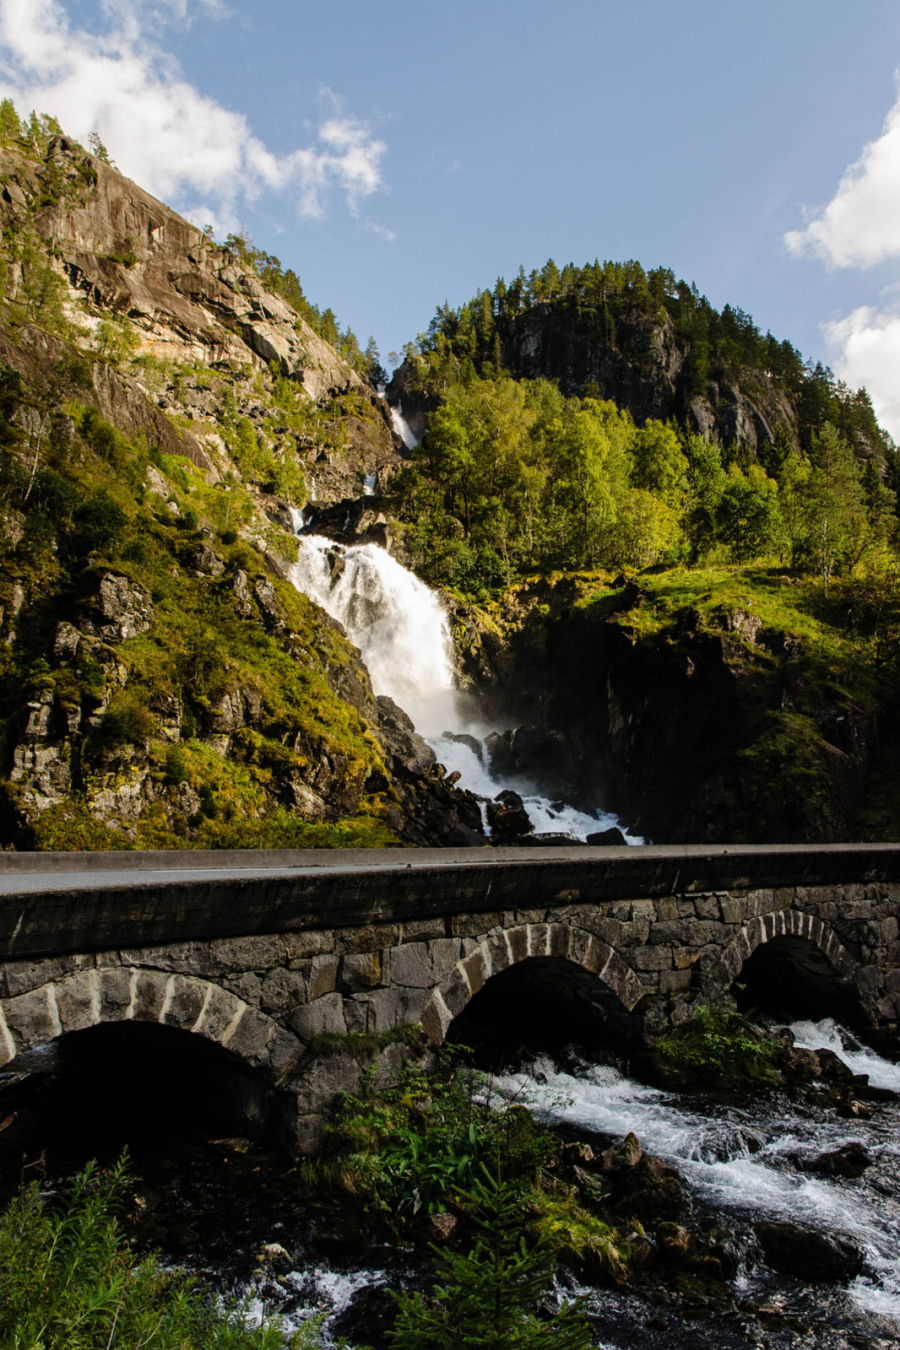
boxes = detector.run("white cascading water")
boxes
[289,530,637,841]
[291,535,456,735]
[389,401,420,450]
[490,1021,900,1320]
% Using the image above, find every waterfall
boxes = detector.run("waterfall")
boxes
[289,531,639,842]
[389,401,419,450]
[291,535,456,735]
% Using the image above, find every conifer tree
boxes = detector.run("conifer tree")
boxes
[389,1167,593,1350]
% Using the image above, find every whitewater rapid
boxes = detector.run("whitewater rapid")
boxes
[490,1021,900,1319]
[289,532,637,842]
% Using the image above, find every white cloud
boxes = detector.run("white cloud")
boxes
[825,305,900,441]
[785,83,900,268]
[0,0,387,223]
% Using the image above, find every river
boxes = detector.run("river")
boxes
[177,1020,897,1349]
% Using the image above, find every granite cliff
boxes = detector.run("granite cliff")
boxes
[0,129,481,849]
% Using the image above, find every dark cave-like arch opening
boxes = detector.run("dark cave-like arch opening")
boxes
[733,935,865,1027]
[446,955,637,1066]
[0,1020,294,1190]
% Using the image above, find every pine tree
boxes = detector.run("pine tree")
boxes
[389,1167,593,1350]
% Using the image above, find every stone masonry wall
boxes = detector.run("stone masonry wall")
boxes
[0,878,898,1150]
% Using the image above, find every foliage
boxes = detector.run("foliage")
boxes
[409,256,893,464]
[29,799,132,852]
[388,1167,593,1350]
[95,318,139,367]
[655,1004,779,1085]
[326,1062,555,1220]
[97,692,155,747]
[398,336,894,596]
[217,233,370,378]
[530,1192,626,1279]
[0,1158,291,1349]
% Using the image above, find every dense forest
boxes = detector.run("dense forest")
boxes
[391,260,898,600]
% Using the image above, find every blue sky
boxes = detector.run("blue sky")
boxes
[2,1,900,432]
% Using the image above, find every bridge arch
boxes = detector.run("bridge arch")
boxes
[707,909,857,989]
[420,921,645,1046]
[0,966,303,1085]
[704,909,863,1021]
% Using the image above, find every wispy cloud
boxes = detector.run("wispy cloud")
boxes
[785,81,900,439]
[0,0,388,225]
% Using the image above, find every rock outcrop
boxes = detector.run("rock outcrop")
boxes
[0,136,405,501]
[0,134,468,851]
[497,301,799,457]
[451,576,881,844]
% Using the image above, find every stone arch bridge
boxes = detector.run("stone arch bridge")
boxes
[0,844,898,1150]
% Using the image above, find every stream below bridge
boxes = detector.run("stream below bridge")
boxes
[2,1017,885,1350]
[183,1019,900,1348]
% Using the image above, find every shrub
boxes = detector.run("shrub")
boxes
[98,692,154,747]
[655,1003,779,1085]
[71,490,127,555]
[0,1158,288,1349]
[388,1167,593,1350]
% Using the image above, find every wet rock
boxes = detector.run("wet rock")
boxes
[428,1212,457,1240]
[563,1141,595,1166]
[626,1155,687,1218]
[656,1221,692,1260]
[817,1048,856,1086]
[600,1132,642,1171]
[330,1283,397,1343]
[838,1096,875,1120]
[754,1219,865,1282]
[586,827,627,846]
[443,730,482,757]
[444,822,487,847]
[809,1141,873,1178]
[378,696,416,733]
[488,803,534,841]
[778,1045,823,1084]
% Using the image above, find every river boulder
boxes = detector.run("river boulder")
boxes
[754,1220,865,1281]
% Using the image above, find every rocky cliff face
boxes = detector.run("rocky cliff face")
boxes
[391,298,802,461]
[453,576,883,844]
[0,135,477,850]
[0,135,404,497]
[501,301,799,457]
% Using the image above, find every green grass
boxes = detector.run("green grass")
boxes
[0,1158,291,1349]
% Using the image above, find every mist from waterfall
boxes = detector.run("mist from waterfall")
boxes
[289,532,638,842]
